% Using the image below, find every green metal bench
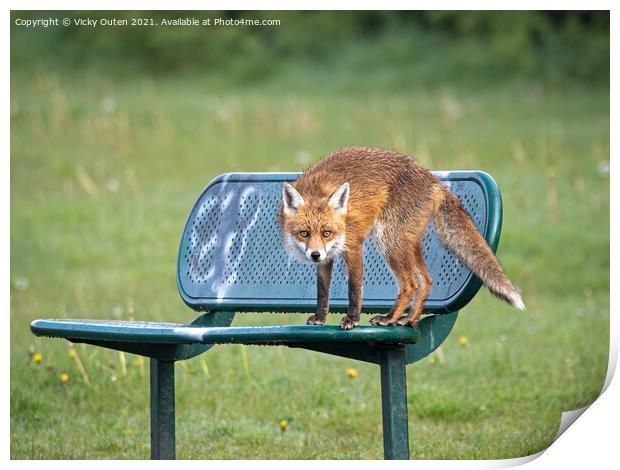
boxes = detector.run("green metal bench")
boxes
[31,170,503,460]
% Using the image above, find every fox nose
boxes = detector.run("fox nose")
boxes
[311,251,321,262]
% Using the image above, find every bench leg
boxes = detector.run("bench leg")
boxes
[379,348,410,460]
[150,359,176,460]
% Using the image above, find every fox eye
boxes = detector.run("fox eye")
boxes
[322,231,331,238]
[299,231,309,238]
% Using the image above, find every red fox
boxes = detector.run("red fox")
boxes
[279,146,524,330]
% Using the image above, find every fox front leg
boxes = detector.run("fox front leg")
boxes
[307,259,334,325]
[341,245,363,330]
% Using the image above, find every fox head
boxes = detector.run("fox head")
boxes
[279,181,349,264]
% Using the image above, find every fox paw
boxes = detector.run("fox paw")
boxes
[340,316,359,330]
[369,315,397,326]
[395,316,419,327]
[306,314,326,325]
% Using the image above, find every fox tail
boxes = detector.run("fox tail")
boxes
[433,186,525,310]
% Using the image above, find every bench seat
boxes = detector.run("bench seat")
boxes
[30,319,419,345]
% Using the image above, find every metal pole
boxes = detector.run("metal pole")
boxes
[150,359,176,459]
[379,348,410,460]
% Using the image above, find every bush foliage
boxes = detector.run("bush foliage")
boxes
[11,11,609,85]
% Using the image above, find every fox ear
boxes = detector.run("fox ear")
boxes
[328,182,350,215]
[282,182,305,215]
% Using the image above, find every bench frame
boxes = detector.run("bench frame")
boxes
[148,345,417,460]
[31,170,502,460]
[36,309,457,459]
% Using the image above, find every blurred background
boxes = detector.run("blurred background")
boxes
[11,11,609,459]
[11,11,610,85]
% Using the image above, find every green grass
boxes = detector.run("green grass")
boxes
[10,70,609,459]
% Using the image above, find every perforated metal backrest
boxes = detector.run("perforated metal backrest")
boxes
[177,171,502,314]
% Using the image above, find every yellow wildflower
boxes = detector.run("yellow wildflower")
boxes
[60,373,69,383]
[33,353,43,363]
[346,367,359,378]
[458,336,468,347]
[279,419,287,431]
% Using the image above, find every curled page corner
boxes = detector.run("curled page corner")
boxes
[554,406,589,441]
[489,404,596,467]
[550,343,617,446]
[491,450,544,468]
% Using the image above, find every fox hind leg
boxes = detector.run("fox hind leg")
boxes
[396,246,431,327]
[369,248,417,326]
[369,185,440,327]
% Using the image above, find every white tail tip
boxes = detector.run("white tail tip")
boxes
[509,292,526,310]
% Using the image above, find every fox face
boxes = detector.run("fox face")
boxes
[280,182,349,264]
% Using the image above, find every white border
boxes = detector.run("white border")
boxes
[3,2,616,468]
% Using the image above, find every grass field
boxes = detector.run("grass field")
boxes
[10,70,609,459]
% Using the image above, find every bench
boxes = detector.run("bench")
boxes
[31,170,503,460]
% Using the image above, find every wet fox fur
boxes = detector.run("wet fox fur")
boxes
[278,146,524,330]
